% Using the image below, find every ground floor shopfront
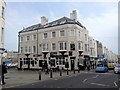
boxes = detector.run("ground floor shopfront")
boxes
[17,51,96,70]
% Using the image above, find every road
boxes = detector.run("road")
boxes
[5,70,119,89]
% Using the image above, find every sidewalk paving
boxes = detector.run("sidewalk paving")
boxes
[1,68,95,88]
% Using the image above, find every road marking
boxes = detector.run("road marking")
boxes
[83,79,87,83]
[93,75,99,78]
[114,81,118,87]
[90,83,109,87]
[54,79,58,80]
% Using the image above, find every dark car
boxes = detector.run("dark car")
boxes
[114,64,120,74]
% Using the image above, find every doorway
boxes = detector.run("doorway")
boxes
[70,58,75,70]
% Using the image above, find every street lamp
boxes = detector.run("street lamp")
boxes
[25,53,30,70]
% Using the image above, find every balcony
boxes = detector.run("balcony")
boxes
[59,50,67,53]
[42,51,49,54]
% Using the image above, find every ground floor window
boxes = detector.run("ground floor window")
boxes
[58,58,65,65]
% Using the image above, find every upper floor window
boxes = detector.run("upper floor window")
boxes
[78,42,81,50]
[1,28,4,42]
[52,32,56,38]
[25,46,28,52]
[85,34,87,41]
[33,46,36,53]
[26,36,30,41]
[20,47,23,53]
[28,46,31,53]
[70,30,75,36]
[43,44,48,51]
[32,34,37,40]
[2,6,5,18]
[20,36,23,42]
[60,42,67,50]
[85,44,88,52]
[70,43,75,50]
[44,33,48,39]
[52,43,56,51]
[79,31,80,38]
[60,30,65,37]
[78,42,84,50]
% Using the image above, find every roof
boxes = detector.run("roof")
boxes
[19,16,86,33]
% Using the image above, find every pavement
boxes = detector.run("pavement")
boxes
[2,68,119,89]
[1,68,94,88]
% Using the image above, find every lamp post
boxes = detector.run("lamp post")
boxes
[25,53,30,70]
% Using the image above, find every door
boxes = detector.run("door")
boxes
[71,59,75,70]
[20,61,23,69]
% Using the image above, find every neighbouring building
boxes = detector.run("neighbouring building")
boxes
[96,41,103,62]
[0,0,6,65]
[88,36,97,67]
[18,10,90,70]
[0,0,5,49]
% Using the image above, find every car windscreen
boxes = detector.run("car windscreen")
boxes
[97,64,103,67]
[116,64,120,67]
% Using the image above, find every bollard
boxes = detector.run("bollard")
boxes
[50,69,53,78]
[78,67,80,73]
[73,69,75,74]
[67,68,69,75]
[39,70,41,80]
[60,70,62,76]
[78,69,80,73]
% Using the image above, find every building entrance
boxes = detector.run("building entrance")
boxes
[70,57,75,70]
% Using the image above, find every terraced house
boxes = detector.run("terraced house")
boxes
[18,10,118,70]
[0,0,6,65]
[18,10,91,70]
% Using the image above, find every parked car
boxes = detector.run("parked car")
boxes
[108,62,115,70]
[95,64,108,73]
[114,64,120,74]
[5,59,18,68]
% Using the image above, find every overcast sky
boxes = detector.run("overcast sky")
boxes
[4,1,118,54]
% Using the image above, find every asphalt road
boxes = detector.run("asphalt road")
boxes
[9,70,120,89]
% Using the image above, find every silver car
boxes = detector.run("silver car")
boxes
[114,64,120,74]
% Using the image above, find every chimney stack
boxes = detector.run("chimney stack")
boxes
[41,16,48,25]
[70,10,77,21]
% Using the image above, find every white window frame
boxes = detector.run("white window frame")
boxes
[20,36,23,42]
[43,33,48,39]
[43,44,48,51]
[20,47,23,53]
[51,31,56,38]
[26,36,30,41]
[2,6,5,18]
[59,42,67,50]
[70,30,75,36]
[60,30,65,37]
[25,46,28,53]
[32,46,36,53]
[32,34,37,40]
[28,46,31,53]
[52,43,56,51]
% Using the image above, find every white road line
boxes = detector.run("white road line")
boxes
[54,79,58,80]
[83,79,87,83]
[93,75,99,78]
[114,81,118,87]
[90,83,109,87]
